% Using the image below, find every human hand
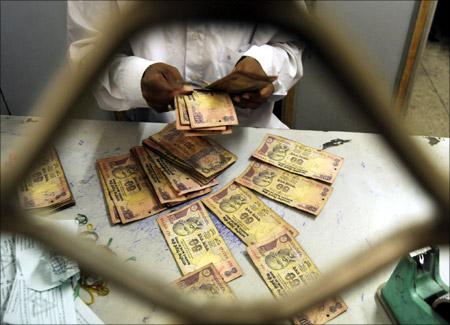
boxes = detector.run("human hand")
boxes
[232,57,274,109]
[141,63,191,112]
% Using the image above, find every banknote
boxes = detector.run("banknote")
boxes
[184,128,233,137]
[158,201,242,282]
[252,134,344,184]
[172,263,235,300]
[176,96,228,131]
[184,91,238,128]
[247,231,347,324]
[146,149,218,196]
[97,167,121,224]
[203,181,298,245]
[149,123,237,178]
[131,146,185,204]
[235,160,333,216]
[96,153,165,224]
[207,70,277,94]
[18,147,74,212]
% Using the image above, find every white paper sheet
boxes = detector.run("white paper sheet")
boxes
[2,274,77,324]
[0,232,15,315]
[15,220,79,291]
[75,297,104,324]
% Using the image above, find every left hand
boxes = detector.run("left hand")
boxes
[232,57,274,109]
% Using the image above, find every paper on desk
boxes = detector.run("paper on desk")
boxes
[15,219,79,291]
[2,273,77,324]
[75,297,104,324]
[0,232,16,314]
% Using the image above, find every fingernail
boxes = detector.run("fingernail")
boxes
[242,94,250,100]
[233,96,240,103]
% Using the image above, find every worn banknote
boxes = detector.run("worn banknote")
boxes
[184,91,238,128]
[158,201,242,282]
[97,168,121,224]
[235,160,333,216]
[252,134,344,184]
[146,149,217,196]
[203,182,298,245]
[172,263,235,300]
[207,70,277,94]
[149,124,237,178]
[131,146,185,204]
[96,153,165,224]
[247,231,347,324]
[18,147,74,212]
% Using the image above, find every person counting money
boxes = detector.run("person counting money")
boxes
[67,1,304,129]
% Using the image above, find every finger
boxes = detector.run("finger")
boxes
[162,66,184,89]
[259,84,274,98]
[151,103,171,113]
[150,74,174,93]
[240,92,265,102]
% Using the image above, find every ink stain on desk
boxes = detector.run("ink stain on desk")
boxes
[23,117,39,123]
[78,140,85,146]
[361,162,366,168]
[426,136,440,146]
[322,138,351,150]
[80,174,95,184]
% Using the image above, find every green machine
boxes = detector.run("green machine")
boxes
[377,246,449,324]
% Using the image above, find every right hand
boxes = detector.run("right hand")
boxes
[140,63,191,112]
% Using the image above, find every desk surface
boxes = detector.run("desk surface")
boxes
[1,115,449,324]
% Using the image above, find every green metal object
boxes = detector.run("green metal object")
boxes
[377,247,449,324]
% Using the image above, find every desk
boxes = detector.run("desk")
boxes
[1,115,449,324]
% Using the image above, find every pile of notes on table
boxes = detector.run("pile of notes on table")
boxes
[96,123,236,225]
[175,70,277,136]
[154,133,348,324]
[17,147,75,214]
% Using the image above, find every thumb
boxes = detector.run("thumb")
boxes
[259,84,274,98]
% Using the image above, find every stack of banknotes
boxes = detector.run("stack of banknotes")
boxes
[175,91,238,136]
[96,123,236,224]
[18,147,75,214]
[235,134,345,216]
[175,70,277,136]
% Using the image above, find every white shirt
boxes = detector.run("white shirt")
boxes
[67,1,304,128]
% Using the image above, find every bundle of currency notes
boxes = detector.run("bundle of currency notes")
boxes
[174,70,277,136]
[235,134,344,216]
[175,91,238,136]
[18,147,75,214]
[96,123,236,224]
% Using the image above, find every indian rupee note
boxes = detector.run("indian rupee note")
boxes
[247,231,347,324]
[253,134,344,184]
[172,263,235,300]
[96,153,165,224]
[149,124,237,178]
[131,146,185,204]
[203,181,298,245]
[18,147,74,211]
[96,166,121,224]
[184,91,238,128]
[146,149,218,195]
[235,160,333,216]
[158,201,242,282]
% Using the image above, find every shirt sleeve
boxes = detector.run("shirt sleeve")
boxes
[67,0,154,111]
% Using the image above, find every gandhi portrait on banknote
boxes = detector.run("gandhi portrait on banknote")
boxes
[268,143,289,161]
[112,165,137,179]
[219,194,247,213]
[265,248,298,271]
[172,217,204,236]
[252,170,276,187]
